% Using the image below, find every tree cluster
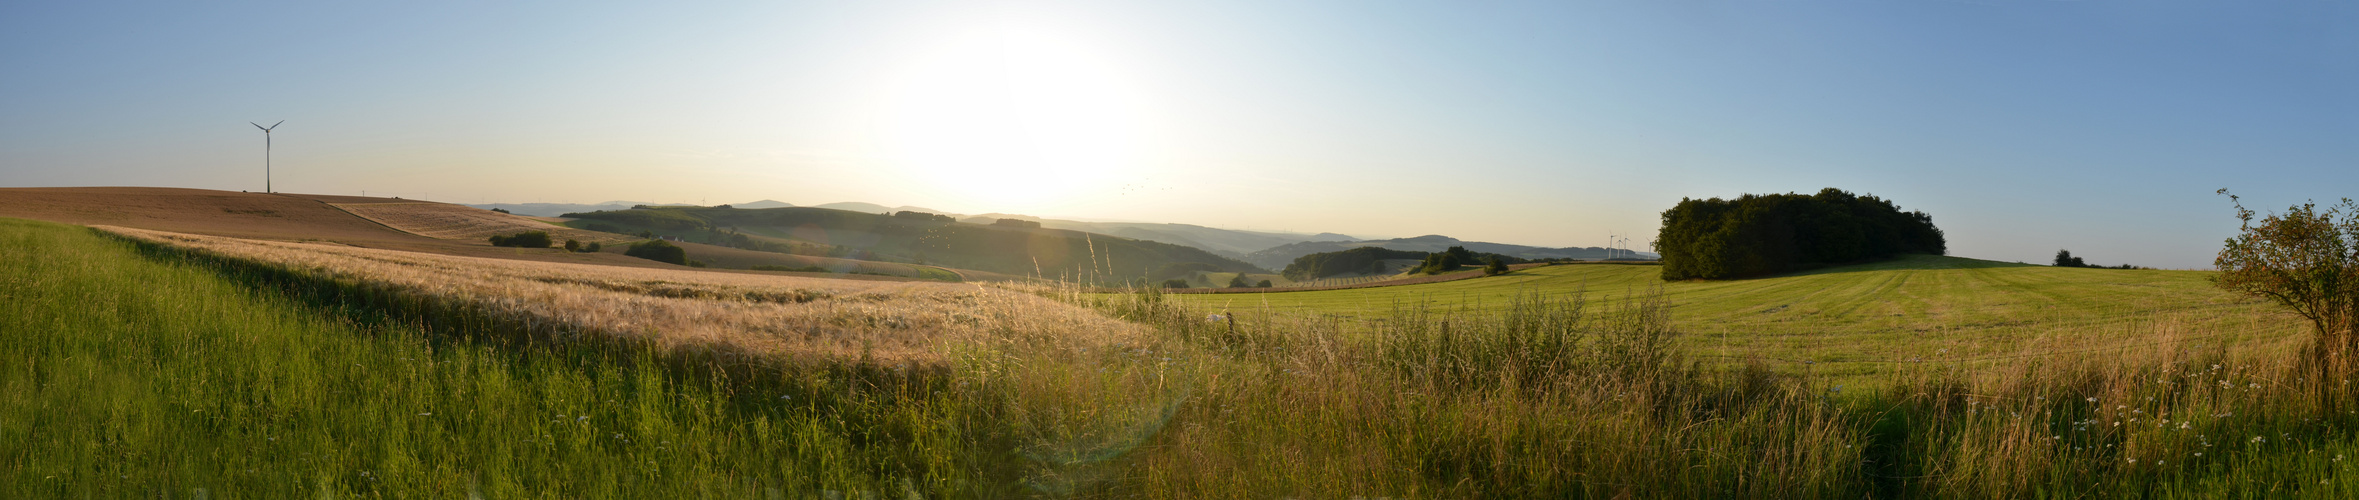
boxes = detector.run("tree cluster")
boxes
[625,240,688,265]
[1656,188,1946,280]
[1282,247,1426,280]
[487,231,552,248]
[892,211,955,222]
[2052,249,2141,270]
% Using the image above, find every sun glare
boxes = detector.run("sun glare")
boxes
[879,21,1158,211]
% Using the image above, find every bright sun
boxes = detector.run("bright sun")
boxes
[879,21,1157,211]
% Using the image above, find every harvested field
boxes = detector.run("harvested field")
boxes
[0,187,432,244]
[329,201,633,244]
[98,225,1148,366]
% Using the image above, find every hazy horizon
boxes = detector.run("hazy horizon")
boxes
[5,1,2353,269]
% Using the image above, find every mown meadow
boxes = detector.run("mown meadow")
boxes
[9,215,2359,497]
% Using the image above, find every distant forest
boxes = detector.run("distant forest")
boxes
[1281,246,1530,280]
[1655,188,1946,280]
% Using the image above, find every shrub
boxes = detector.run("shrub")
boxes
[1484,256,1509,276]
[687,260,707,268]
[1228,273,1251,288]
[487,231,552,248]
[1162,279,1190,289]
[490,207,510,214]
[2212,190,2358,360]
[584,242,602,252]
[564,240,582,252]
[1255,279,1273,288]
[625,240,688,265]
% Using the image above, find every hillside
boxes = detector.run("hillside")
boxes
[0,187,968,281]
[564,206,1265,281]
[1243,234,1655,270]
[961,213,1355,257]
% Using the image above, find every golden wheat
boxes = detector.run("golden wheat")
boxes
[97,225,1147,366]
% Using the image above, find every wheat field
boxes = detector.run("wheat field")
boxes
[96,225,1147,367]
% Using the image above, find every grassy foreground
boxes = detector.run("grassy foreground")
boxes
[13,214,2359,497]
[0,218,1043,497]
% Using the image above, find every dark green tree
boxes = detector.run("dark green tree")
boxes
[625,240,688,265]
[1484,256,1509,276]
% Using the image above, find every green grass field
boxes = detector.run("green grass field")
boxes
[15,215,2359,497]
[1168,255,2310,375]
[0,218,1035,497]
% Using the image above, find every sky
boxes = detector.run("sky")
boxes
[2,1,2352,269]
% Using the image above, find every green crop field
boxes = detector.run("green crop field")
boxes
[1167,255,2310,375]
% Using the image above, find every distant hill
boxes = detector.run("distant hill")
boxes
[959,213,1354,258]
[468,201,666,217]
[563,206,1265,281]
[1244,234,1657,270]
[733,199,794,209]
[810,202,951,216]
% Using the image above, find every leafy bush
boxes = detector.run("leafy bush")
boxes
[2212,190,2358,359]
[564,240,581,252]
[584,242,602,253]
[487,231,552,248]
[1484,256,1510,276]
[1227,273,1251,288]
[1255,279,1273,288]
[625,240,687,265]
[1162,279,1190,289]
[1656,188,1945,280]
[490,207,510,214]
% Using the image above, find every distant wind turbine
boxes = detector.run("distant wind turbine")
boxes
[251,120,283,193]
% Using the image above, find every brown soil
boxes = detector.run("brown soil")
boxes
[0,187,1005,282]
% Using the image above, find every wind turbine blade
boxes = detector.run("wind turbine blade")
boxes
[270,120,284,129]
[252,122,266,131]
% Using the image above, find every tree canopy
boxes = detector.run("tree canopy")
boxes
[1656,188,1945,280]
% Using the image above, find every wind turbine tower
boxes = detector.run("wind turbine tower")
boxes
[251,120,284,193]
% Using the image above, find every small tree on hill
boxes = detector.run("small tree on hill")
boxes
[1256,279,1273,288]
[2054,249,2087,268]
[1484,256,1510,276]
[1162,279,1190,289]
[2213,190,2359,364]
[1228,272,1251,288]
[564,239,582,252]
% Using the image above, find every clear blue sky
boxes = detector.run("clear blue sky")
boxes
[3,1,2352,268]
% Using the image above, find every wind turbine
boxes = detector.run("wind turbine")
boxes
[251,120,283,193]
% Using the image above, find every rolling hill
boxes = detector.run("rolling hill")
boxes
[0,187,977,281]
[1242,234,1656,270]
[563,205,1265,281]
[960,213,1355,258]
